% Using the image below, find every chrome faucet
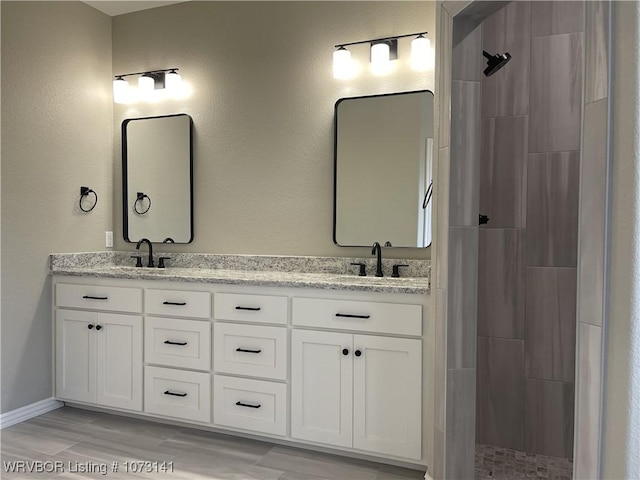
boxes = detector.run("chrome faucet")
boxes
[136,238,154,267]
[372,241,383,277]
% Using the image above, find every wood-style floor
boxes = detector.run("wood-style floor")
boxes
[0,407,425,480]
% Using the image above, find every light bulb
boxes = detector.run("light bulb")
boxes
[165,70,182,92]
[411,34,432,71]
[333,47,353,79]
[113,77,130,104]
[371,42,391,75]
[137,74,155,101]
[138,74,154,91]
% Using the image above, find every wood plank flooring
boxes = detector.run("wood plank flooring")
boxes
[0,407,425,480]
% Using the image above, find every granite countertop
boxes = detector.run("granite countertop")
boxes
[50,252,430,295]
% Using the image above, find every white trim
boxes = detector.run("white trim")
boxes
[424,470,434,480]
[0,397,63,429]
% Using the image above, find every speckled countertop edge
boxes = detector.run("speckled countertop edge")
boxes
[50,252,431,295]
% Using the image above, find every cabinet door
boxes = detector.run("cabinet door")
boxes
[353,335,422,459]
[291,329,352,447]
[56,309,96,403]
[95,313,143,411]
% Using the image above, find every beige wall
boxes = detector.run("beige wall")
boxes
[112,1,435,259]
[1,1,112,413]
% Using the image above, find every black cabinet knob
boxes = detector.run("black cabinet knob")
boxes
[342,348,349,356]
[95,325,102,331]
[354,349,362,357]
[87,324,94,330]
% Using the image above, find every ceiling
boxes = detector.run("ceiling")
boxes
[83,1,189,17]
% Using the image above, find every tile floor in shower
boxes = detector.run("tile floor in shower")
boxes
[475,444,573,480]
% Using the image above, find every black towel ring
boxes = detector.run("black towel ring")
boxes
[79,186,98,213]
[134,192,151,214]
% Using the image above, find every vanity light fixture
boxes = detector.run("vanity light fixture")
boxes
[113,68,183,104]
[333,32,430,79]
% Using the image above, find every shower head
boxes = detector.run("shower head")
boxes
[482,50,511,77]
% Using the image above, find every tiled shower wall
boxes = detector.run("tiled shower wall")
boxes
[475,1,584,459]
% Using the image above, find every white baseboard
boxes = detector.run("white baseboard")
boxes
[424,471,434,480]
[0,397,64,429]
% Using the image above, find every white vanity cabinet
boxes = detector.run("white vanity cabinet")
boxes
[291,298,423,460]
[52,274,431,469]
[55,284,143,411]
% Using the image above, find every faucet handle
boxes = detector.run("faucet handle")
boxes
[350,262,367,277]
[130,255,143,268]
[392,264,409,278]
[158,257,171,269]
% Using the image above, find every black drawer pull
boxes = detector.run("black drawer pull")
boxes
[335,313,370,319]
[163,301,187,306]
[235,306,261,311]
[236,401,261,409]
[164,390,187,397]
[83,295,108,300]
[164,340,188,346]
[235,347,262,354]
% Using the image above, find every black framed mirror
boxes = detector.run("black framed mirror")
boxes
[122,113,193,243]
[334,90,434,248]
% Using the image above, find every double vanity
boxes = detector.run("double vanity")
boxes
[50,252,432,469]
[50,88,436,470]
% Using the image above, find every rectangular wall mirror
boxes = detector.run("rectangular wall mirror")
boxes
[122,113,193,244]
[334,90,434,248]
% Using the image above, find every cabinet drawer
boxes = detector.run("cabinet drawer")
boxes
[292,298,422,336]
[145,317,211,371]
[144,366,210,423]
[213,323,287,380]
[213,375,287,436]
[145,289,211,319]
[214,293,287,325]
[56,283,142,313]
